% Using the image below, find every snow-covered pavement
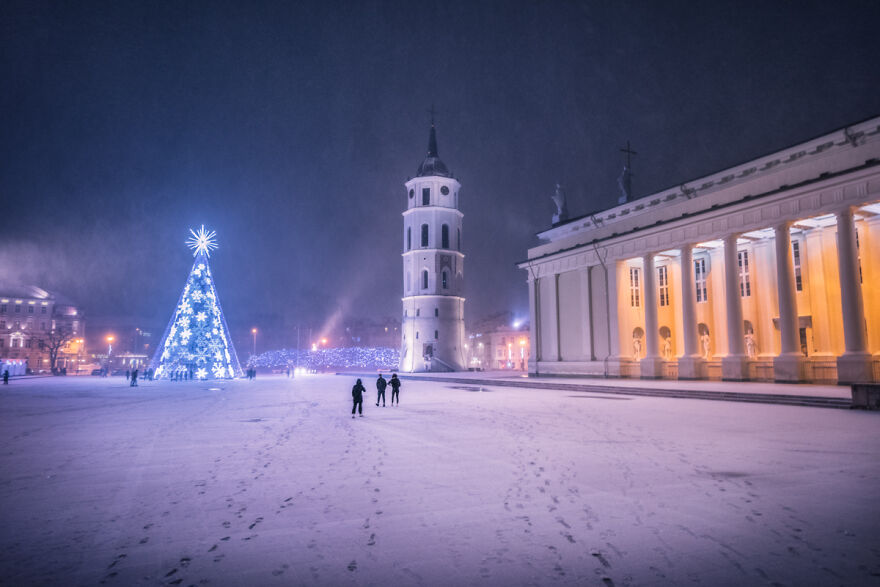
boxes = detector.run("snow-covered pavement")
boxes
[0,375,878,586]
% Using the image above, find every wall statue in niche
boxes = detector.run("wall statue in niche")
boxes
[632,327,644,360]
[659,326,673,360]
[698,323,711,359]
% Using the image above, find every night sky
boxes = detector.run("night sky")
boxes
[2,0,878,350]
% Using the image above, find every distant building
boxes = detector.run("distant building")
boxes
[467,317,530,371]
[520,116,880,384]
[400,120,467,372]
[0,285,86,374]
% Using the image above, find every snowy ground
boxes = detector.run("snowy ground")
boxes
[0,375,878,586]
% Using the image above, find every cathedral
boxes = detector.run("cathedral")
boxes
[399,121,467,372]
[520,116,880,384]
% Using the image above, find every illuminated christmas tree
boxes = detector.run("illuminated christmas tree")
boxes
[152,226,243,380]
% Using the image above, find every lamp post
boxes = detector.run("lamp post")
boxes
[251,328,257,357]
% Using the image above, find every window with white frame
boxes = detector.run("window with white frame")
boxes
[629,267,641,308]
[658,265,670,307]
[792,240,803,292]
[694,258,708,302]
[738,250,751,297]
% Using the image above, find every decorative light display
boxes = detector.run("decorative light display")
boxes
[151,227,242,379]
[247,347,399,371]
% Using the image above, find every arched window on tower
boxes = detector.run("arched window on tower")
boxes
[442,271,448,289]
[421,224,429,247]
[422,270,429,289]
[406,227,411,251]
[441,224,449,249]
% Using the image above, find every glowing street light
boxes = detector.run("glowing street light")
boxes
[251,328,258,356]
[106,335,114,356]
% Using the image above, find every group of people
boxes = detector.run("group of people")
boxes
[245,367,258,380]
[351,373,401,417]
[125,368,155,385]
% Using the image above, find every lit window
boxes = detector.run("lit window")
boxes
[792,241,802,292]
[738,251,751,297]
[695,259,707,302]
[629,267,641,308]
[658,266,670,307]
[442,224,449,249]
[421,224,429,247]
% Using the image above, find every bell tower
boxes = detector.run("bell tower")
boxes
[400,118,466,372]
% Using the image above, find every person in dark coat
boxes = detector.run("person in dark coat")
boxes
[389,373,401,405]
[375,374,387,407]
[2,369,8,384]
[351,378,366,418]
[130,369,138,387]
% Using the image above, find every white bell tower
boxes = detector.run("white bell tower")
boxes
[400,119,466,372]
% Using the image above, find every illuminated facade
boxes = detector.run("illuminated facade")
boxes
[400,121,467,372]
[520,117,880,384]
[0,285,86,374]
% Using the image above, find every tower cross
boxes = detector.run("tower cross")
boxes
[427,104,437,125]
[620,140,637,168]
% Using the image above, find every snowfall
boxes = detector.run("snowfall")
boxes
[0,375,878,586]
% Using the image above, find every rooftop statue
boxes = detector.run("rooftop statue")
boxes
[551,183,569,224]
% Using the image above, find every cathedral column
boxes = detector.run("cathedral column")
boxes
[773,222,807,382]
[678,244,704,379]
[721,233,749,380]
[604,259,625,376]
[640,253,663,378]
[835,206,873,383]
[528,276,540,373]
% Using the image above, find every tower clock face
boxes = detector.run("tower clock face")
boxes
[440,186,449,195]
[409,189,414,198]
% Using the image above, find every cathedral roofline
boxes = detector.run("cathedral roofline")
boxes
[534,114,880,244]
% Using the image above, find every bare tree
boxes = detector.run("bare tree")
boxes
[35,325,76,373]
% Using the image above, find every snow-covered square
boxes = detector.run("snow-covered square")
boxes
[1,375,878,586]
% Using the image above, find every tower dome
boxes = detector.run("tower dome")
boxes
[416,124,452,178]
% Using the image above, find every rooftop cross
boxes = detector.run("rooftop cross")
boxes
[426,104,437,126]
[620,140,637,168]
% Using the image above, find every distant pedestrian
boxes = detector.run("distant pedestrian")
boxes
[130,369,138,387]
[2,369,8,384]
[125,370,130,381]
[351,378,365,418]
[375,374,387,407]
[389,373,401,405]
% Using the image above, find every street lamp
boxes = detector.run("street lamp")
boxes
[106,335,114,356]
[251,328,257,356]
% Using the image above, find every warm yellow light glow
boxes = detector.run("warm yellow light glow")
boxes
[107,335,114,342]
[251,328,257,334]
[321,338,327,345]
[519,338,526,345]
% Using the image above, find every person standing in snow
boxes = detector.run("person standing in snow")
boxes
[389,373,401,405]
[351,378,366,418]
[130,368,138,387]
[375,374,387,407]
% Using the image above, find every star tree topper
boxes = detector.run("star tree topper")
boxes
[186,225,219,257]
